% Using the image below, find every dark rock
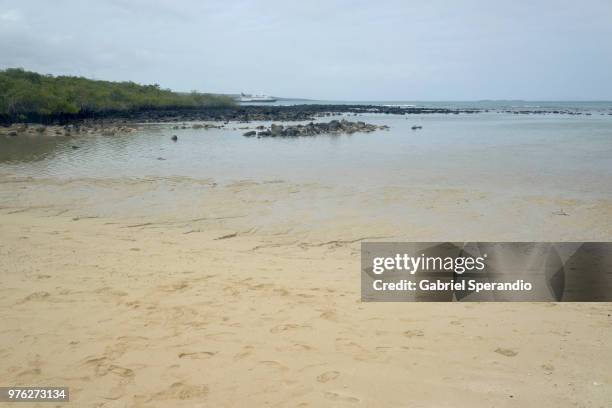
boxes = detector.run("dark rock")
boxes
[328,120,341,131]
[71,145,80,149]
[0,103,491,127]
[283,127,299,136]
[270,124,284,136]
[8,131,18,137]
[171,135,178,141]
[193,123,221,129]
[243,131,256,137]
[247,119,387,138]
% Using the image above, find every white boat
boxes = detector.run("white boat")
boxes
[239,93,277,102]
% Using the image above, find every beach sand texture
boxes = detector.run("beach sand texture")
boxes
[1,176,611,407]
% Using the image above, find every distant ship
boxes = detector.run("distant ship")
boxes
[239,93,277,102]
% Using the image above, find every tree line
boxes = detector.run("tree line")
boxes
[0,68,235,122]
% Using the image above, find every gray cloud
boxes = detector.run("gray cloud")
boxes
[1,0,611,100]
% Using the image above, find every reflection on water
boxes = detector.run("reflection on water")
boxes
[0,134,65,163]
[1,113,612,199]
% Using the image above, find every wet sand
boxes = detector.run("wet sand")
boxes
[1,175,611,407]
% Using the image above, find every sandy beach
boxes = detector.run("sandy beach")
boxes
[3,0,612,405]
[1,173,611,407]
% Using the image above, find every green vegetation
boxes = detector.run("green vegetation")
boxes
[0,68,235,119]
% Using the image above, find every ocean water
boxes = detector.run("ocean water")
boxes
[1,106,612,201]
[245,99,612,113]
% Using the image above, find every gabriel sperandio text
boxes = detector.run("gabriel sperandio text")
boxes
[372,278,533,292]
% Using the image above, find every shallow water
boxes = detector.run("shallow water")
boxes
[2,112,612,200]
[246,99,612,112]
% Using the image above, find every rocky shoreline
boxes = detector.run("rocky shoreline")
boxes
[0,123,140,138]
[2,103,611,128]
[243,119,388,137]
[0,119,390,139]
[1,104,609,137]
[0,104,478,127]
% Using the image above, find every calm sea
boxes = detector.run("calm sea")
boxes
[1,102,612,200]
[245,99,612,112]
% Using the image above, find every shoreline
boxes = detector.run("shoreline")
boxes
[1,104,478,127]
[2,104,610,140]
[0,118,390,139]
[3,102,610,127]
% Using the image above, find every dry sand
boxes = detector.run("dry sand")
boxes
[1,175,611,407]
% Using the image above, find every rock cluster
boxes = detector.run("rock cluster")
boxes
[115,105,480,124]
[171,123,223,130]
[3,104,611,127]
[0,123,138,137]
[0,104,484,126]
[243,119,389,137]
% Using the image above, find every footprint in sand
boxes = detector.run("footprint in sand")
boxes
[541,363,555,374]
[148,382,209,401]
[274,288,290,296]
[319,309,337,321]
[324,391,360,403]
[17,368,41,378]
[291,343,314,351]
[317,371,340,383]
[159,281,190,292]
[178,351,217,359]
[335,339,375,361]
[95,286,128,297]
[403,329,424,338]
[83,356,135,380]
[123,300,141,309]
[107,365,135,379]
[270,323,306,333]
[233,345,254,361]
[494,348,518,357]
[258,360,289,372]
[17,291,50,304]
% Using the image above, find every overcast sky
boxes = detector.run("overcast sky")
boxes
[1,0,612,100]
